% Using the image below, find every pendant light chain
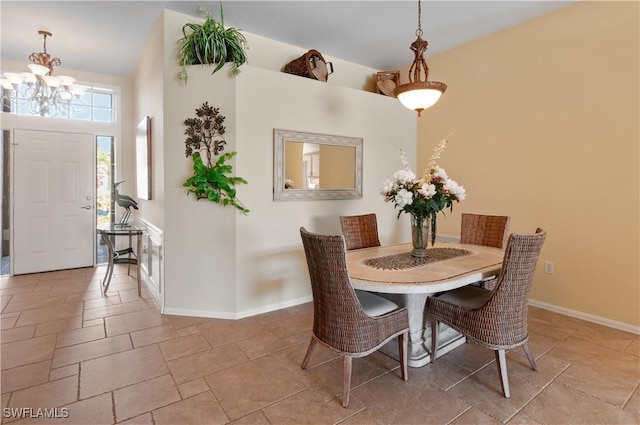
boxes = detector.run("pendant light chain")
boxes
[416,0,423,38]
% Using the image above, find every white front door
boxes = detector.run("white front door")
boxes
[12,129,95,275]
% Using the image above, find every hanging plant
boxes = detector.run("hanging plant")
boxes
[177,4,248,83]
[183,102,249,214]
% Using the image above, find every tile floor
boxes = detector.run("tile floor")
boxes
[1,265,639,425]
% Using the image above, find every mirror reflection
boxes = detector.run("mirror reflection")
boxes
[273,129,363,201]
[284,142,356,190]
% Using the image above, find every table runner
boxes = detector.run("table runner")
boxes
[363,247,471,270]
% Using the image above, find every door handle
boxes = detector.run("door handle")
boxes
[80,205,92,210]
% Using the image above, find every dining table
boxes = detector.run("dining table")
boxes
[347,241,504,367]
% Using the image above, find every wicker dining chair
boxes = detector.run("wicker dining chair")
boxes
[460,213,510,289]
[299,227,409,407]
[428,228,546,398]
[339,213,381,251]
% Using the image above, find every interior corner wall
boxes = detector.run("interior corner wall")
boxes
[157,9,418,318]
[417,2,640,327]
[233,66,417,316]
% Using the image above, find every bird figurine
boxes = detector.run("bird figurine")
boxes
[113,181,138,226]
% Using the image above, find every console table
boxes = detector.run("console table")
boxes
[97,222,144,296]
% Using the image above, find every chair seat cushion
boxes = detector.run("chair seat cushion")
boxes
[434,285,492,310]
[356,290,399,317]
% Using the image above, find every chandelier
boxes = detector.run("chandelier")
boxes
[394,0,447,116]
[0,30,86,117]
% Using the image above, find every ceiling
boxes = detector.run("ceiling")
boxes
[1,1,574,78]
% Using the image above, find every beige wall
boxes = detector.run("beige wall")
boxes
[319,144,356,189]
[151,10,417,317]
[418,1,639,328]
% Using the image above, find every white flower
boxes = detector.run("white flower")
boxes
[393,169,416,184]
[433,167,449,181]
[444,179,466,200]
[379,179,396,195]
[395,188,414,208]
[418,183,436,199]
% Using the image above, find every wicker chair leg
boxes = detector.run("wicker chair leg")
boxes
[301,338,317,370]
[522,341,537,371]
[430,320,439,363]
[343,356,353,408]
[399,332,408,381]
[495,350,510,398]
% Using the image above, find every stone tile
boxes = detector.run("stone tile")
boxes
[205,353,309,420]
[152,391,229,425]
[198,318,268,348]
[15,303,83,327]
[2,296,69,314]
[33,317,82,337]
[0,285,38,296]
[446,353,570,423]
[624,386,640,417]
[0,361,51,394]
[1,335,57,370]
[262,388,363,425]
[2,291,50,304]
[159,333,211,361]
[9,393,114,424]
[527,307,580,341]
[8,375,78,411]
[64,290,103,303]
[570,322,638,353]
[450,408,501,425]
[52,334,132,368]
[83,301,142,321]
[117,412,153,425]
[625,337,640,357]
[235,331,289,360]
[80,344,169,399]
[1,315,19,330]
[1,325,36,344]
[130,325,179,348]
[105,308,169,336]
[114,374,180,422]
[82,318,103,328]
[47,281,97,297]
[167,315,215,330]
[264,312,313,339]
[83,295,122,310]
[166,345,249,385]
[519,381,640,424]
[119,287,152,303]
[49,364,79,381]
[177,378,210,399]
[345,372,469,425]
[546,336,640,386]
[419,342,495,391]
[1,295,12,311]
[228,411,271,425]
[555,362,638,407]
[56,325,105,348]
[176,326,199,337]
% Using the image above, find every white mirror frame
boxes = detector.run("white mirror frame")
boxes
[273,128,363,201]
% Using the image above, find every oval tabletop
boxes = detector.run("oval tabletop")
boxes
[347,242,504,294]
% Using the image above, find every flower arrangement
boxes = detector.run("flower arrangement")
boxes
[380,136,466,247]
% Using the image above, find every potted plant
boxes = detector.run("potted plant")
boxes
[177,4,249,83]
[183,102,249,214]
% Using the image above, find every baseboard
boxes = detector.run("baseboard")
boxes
[529,299,640,335]
[162,295,313,320]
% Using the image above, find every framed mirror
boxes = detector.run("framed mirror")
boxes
[274,129,363,201]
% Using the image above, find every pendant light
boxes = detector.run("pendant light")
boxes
[394,0,447,116]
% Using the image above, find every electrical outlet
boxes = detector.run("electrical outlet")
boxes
[544,261,554,274]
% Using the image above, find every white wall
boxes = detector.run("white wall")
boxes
[155,10,418,318]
